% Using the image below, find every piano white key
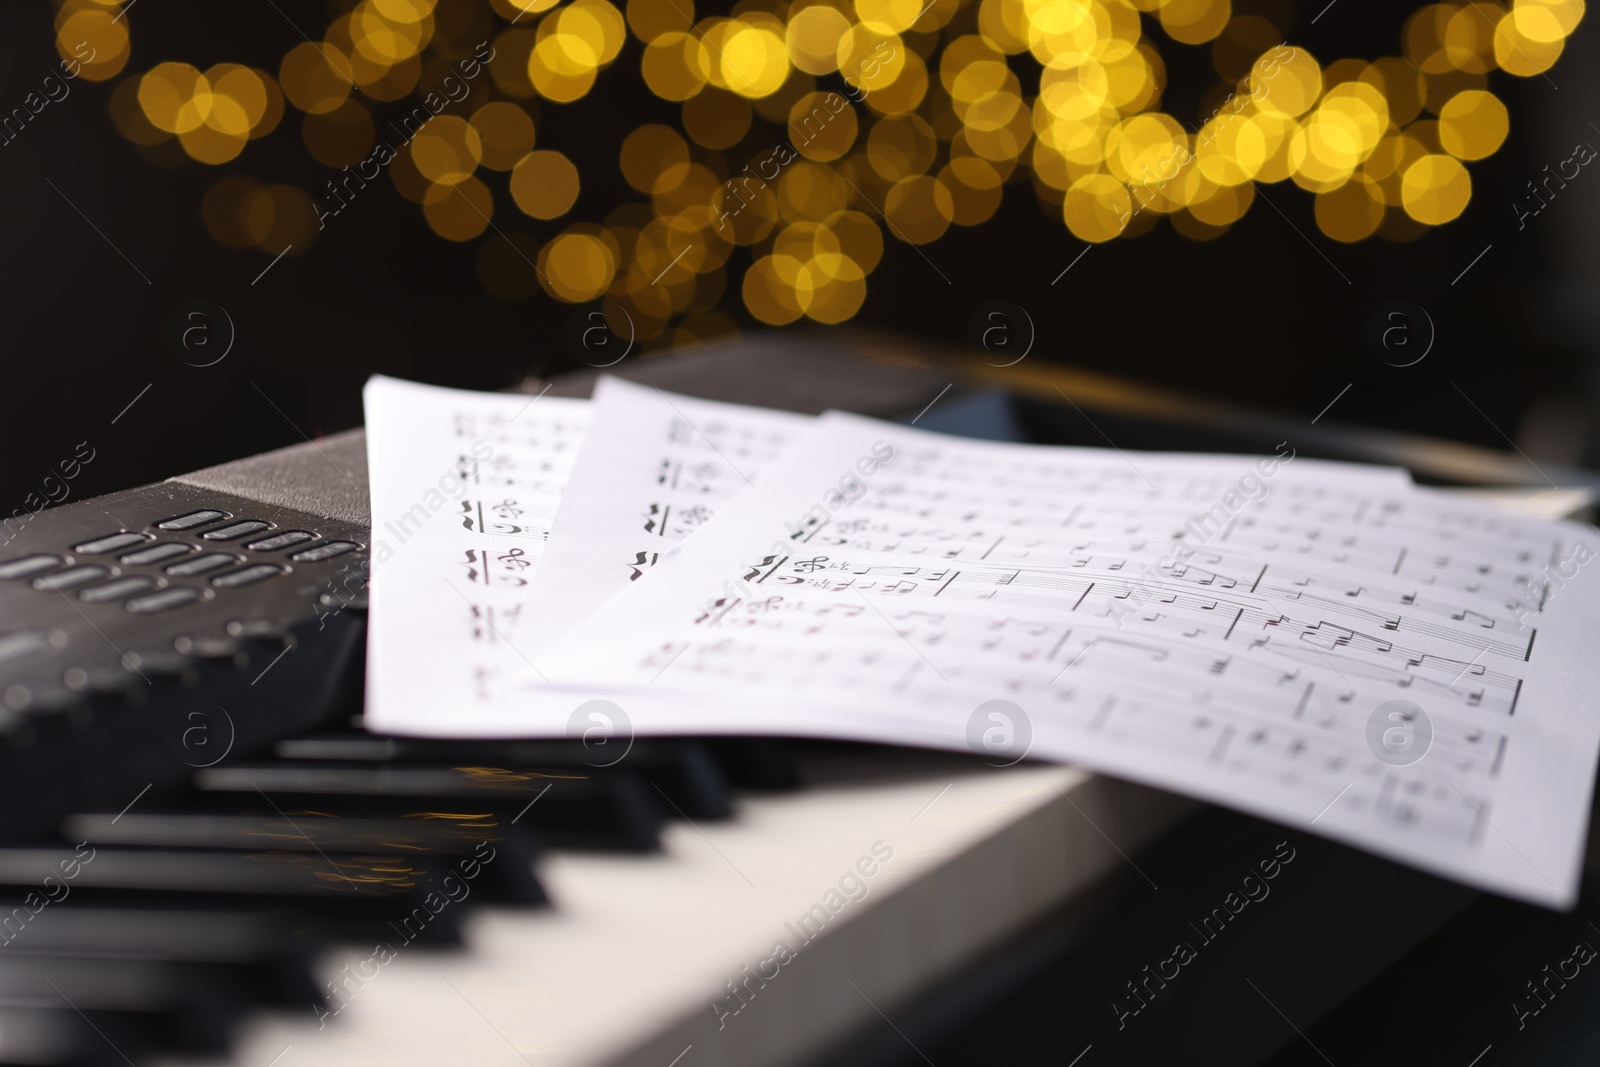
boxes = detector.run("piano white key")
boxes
[179,759,1189,1067]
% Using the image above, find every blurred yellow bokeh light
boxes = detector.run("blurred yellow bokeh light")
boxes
[98,0,1583,343]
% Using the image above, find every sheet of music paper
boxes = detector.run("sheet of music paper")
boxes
[366,377,1600,905]
[543,411,1600,906]
[362,376,591,723]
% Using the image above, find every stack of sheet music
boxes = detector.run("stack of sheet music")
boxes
[362,375,1600,908]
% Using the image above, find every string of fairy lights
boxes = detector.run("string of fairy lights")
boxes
[53,0,1586,347]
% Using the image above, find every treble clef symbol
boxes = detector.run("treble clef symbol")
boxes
[793,556,829,573]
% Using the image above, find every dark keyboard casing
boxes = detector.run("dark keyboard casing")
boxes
[0,481,370,838]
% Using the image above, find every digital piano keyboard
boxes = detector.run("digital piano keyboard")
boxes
[4,338,1597,1067]
[0,411,1191,1067]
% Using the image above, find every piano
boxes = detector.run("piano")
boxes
[2,337,1596,1067]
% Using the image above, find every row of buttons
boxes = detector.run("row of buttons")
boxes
[76,513,357,561]
[0,509,362,618]
[19,564,281,611]
[15,557,283,587]
[89,525,291,550]
[0,507,368,703]
[70,528,278,555]
[0,615,295,704]
[0,611,291,672]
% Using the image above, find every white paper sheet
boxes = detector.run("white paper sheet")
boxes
[362,378,1600,905]
[363,376,829,744]
[537,412,1600,906]
[362,376,590,726]
[520,377,808,653]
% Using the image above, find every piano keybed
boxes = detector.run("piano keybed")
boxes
[0,716,1188,1067]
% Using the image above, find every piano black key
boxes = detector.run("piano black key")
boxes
[194,763,666,852]
[64,811,546,906]
[0,956,246,1055]
[704,738,803,791]
[275,735,736,820]
[0,845,465,946]
[0,906,318,1008]
[0,1007,120,1067]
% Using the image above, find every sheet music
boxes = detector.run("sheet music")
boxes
[539,412,1600,906]
[521,377,808,652]
[362,376,591,723]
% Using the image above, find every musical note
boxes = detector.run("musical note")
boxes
[626,551,660,581]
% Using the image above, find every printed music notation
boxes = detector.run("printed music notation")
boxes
[545,409,1600,906]
[517,377,807,654]
[367,377,1600,905]
[363,376,593,720]
[460,546,536,588]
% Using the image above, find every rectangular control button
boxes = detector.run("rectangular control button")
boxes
[202,521,271,541]
[212,564,285,588]
[246,530,315,552]
[33,566,108,591]
[290,541,360,562]
[80,576,156,603]
[157,510,226,530]
[0,555,62,581]
[74,532,149,555]
[0,630,52,666]
[121,543,192,566]
[127,587,202,614]
[166,554,237,577]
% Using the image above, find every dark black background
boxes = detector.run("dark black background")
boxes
[1,0,1595,510]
